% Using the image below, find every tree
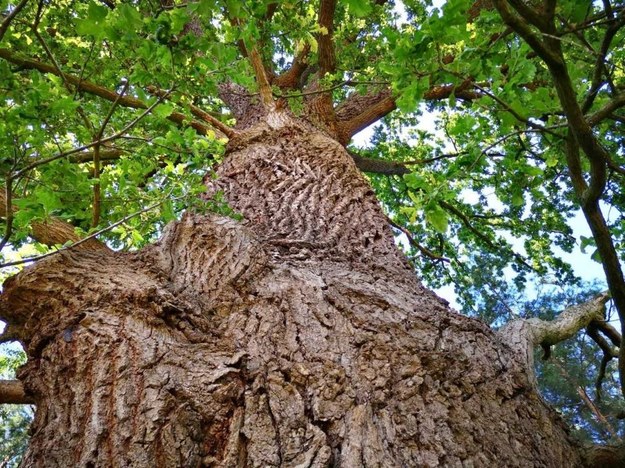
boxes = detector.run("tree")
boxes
[0,0,624,465]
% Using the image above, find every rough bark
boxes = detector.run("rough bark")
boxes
[0,109,588,466]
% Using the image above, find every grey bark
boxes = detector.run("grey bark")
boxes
[0,108,590,466]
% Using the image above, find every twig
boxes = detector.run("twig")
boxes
[92,80,130,228]
[387,217,450,263]
[577,385,619,440]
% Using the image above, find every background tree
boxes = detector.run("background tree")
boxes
[0,0,625,466]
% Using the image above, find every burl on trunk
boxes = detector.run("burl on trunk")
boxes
[1,109,583,466]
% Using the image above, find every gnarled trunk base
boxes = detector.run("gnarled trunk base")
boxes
[0,117,583,466]
[2,214,581,467]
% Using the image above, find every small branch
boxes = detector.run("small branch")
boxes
[577,385,619,439]
[0,379,33,405]
[66,148,125,164]
[587,93,625,127]
[92,81,129,228]
[146,85,234,138]
[0,49,217,137]
[0,0,30,42]
[581,17,625,113]
[188,104,234,138]
[15,90,173,177]
[474,84,560,136]
[387,217,450,263]
[438,200,533,271]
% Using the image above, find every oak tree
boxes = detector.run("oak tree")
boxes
[1,0,625,465]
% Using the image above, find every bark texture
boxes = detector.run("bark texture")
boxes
[0,110,585,466]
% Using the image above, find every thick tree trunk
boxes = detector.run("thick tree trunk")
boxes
[1,111,584,466]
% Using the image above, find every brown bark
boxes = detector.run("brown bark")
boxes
[0,104,591,466]
[0,379,33,404]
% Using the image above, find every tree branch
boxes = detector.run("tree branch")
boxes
[581,16,625,113]
[146,86,233,138]
[0,190,108,251]
[494,4,625,392]
[587,93,625,127]
[273,44,311,89]
[0,49,227,138]
[492,1,563,66]
[0,379,33,405]
[0,194,180,268]
[68,148,126,164]
[335,83,481,144]
[0,0,30,42]
[499,293,610,384]
[387,218,450,263]
[248,46,275,109]
[439,200,533,271]
[0,175,13,253]
[337,90,395,144]
[317,0,337,76]
[349,151,410,175]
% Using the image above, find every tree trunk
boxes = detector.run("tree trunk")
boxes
[1,110,584,466]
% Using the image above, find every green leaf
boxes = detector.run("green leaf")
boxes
[346,0,373,17]
[117,4,142,30]
[152,103,174,118]
[425,204,449,233]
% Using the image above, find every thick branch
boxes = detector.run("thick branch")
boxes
[0,379,33,404]
[0,190,108,251]
[499,293,610,383]
[273,44,311,89]
[337,90,395,145]
[507,0,552,32]
[349,151,410,175]
[335,84,480,144]
[494,4,625,394]
[317,0,337,76]
[248,47,275,109]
